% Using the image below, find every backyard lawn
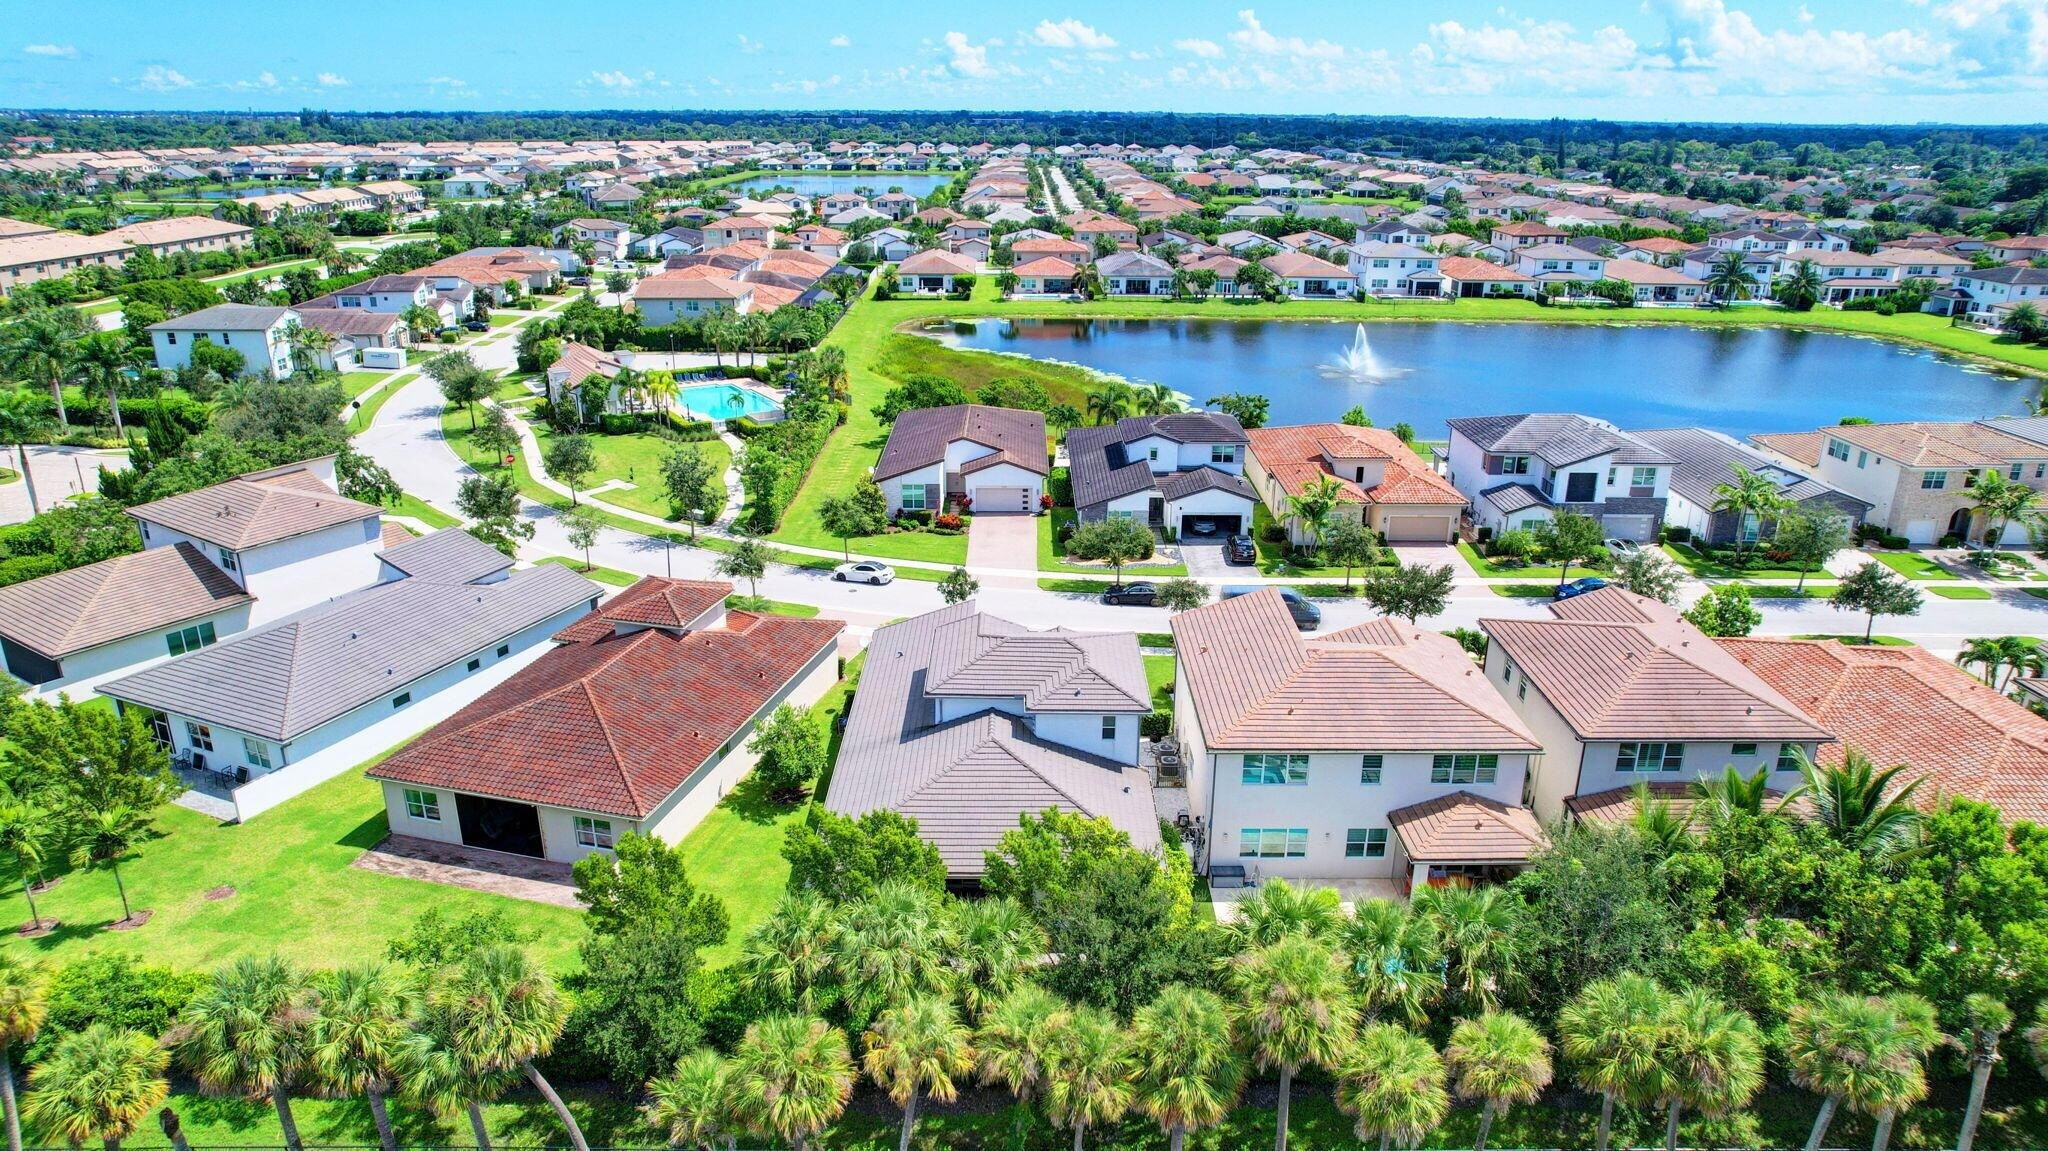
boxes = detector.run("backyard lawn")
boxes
[1871,550,1960,580]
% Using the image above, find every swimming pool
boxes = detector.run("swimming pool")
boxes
[676,383,782,421]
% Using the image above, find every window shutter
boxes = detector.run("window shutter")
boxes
[1484,455,1502,475]
[925,483,940,508]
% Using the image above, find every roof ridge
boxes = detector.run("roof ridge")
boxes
[1212,633,1312,745]
[59,547,128,651]
[579,676,645,814]
[272,620,309,738]
[1370,636,1531,742]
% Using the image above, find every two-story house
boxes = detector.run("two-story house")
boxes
[1481,586,1832,822]
[873,405,1048,516]
[1344,242,1443,297]
[1067,412,1258,537]
[1946,267,2048,322]
[1628,427,1870,545]
[553,218,631,260]
[699,215,780,249]
[1245,423,1467,544]
[826,603,1157,878]
[148,303,299,379]
[1750,420,2048,545]
[1773,250,1900,304]
[1510,246,1607,284]
[1174,589,1544,892]
[305,274,463,325]
[1443,413,1674,542]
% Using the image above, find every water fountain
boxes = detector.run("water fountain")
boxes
[1319,323,1409,382]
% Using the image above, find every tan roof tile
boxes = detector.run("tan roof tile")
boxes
[0,542,251,659]
[1389,791,1546,862]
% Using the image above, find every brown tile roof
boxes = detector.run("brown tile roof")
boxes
[371,608,842,818]
[1246,423,1464,507]
[548,341,622,390]
[0,542,251,660]
[1173,589,1538,752]
[1438,255,1532,282]
[1011,256,1077,277]
[1389,791,1546,862]
[1602,261,1704,286]
[1751,430,1827,468]
[1493,221,1568,237]
[874,404,1049,482]
[1260,251,1354,278]
[1821,421,2044,469]
[924,611,1150,713]
[127,460,381,551]
[634,275,751,300]
[1481,587,1832,743]
[1623,237,1692,253]
[1564,779,1803,825]
[1011,236,1091,257]
[895,249,977,275]
[553,577,731,643]
[104,216,253,246]
[1719,638,2048,825]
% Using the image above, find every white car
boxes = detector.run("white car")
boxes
[1604,538,1642,556]
[833,560,895,585]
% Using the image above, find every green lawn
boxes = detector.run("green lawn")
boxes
[1491,582,1565,598]
[338,370,392,399]
[1871,550,1959,580]
[526,421,730,524]
[536,555,637,586]
[1745,583,1838,599]
[1662,542,1821,581]
[1143,654,1174,710]
[1251,504,1396,579]
[1038,509,1188,575]
[727,593,822,618]
[381,491,460,530]
[345,370,414,432]
[1457,539,1599,581]
[488,313,522,328]
[0,766,584,974]
[1930,584,1995,599]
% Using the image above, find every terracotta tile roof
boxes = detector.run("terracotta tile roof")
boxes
[1260,251,1354,279]
[1565,780,1803,825]
[1011,256,1077,277]
[875,404,1048,482]
[1493,221,1568,237]
[1822,421,2044,469]
[896,249,977,275]
[635,275,751,300]
[127,459,380,551]
[1011,236,1090,257]
[1437,255,1532,282]
[1751,430,1827,468]
[553,576,730,643]
[0,542,252,660]
[1389,791,1547,862]
[1481,588,1833,743]
[1173,590,1538,752]
[548,341,622,389]
[1623,237,1692,253]
[1719,638,2048,825]
[1247,423,1464,507]
[371,608,842,818]
[1602,261,1704,286]
[104,217,253,246]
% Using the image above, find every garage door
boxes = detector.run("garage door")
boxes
[1384,514,1453,542]
[1603,514,1657,543]
[1181,514,1242,537]
[972,486,1032,514]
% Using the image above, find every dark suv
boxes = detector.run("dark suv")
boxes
[1224,534,1257,565]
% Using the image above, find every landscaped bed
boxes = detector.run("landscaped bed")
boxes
[1039,509,1188,576]
[1661,542,1823,581]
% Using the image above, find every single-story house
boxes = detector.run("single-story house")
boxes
[1261,251,1358,298]
[1435,256,1533,298]
[1009,256,1077,295]
[634,275,755,323]
[1628,427,1870,545]
[874,404,1048,515]
[1094,251,1176,296]
[894,249,978,294]
[1601,260,1707,305]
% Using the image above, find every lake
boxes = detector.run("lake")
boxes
[736,172,953,198]
[932,317,2037,437]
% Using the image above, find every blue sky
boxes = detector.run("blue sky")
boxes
[8,1,2048,124]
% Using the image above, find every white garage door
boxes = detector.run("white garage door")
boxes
[973,486,1032,514]
[1384,514,1454,542]
[1603,514,1657,543]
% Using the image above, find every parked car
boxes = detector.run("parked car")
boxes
[1553,576,1610,600]
[1100,582,1158,606]
[1186,517,1222,537]
[1225,534,1257,565]
[565,275,592,286]
[1604,538,1641,556]
[833,560,895,585]
[463,320,490,332]
[1221,585,1321,630]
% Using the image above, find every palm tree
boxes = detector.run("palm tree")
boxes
[72,806,148,926]
[1799,749,1924,859]
[1690,764,1793,821]
[644,1050,735,1151]
[1956,635,2044,694]
[401,993,515,1151]
[1285,475,1345,554]
[435,947,586,1151]
[2000,301,2044,342]
[1228,934,1356,1151]
[0,800,54,936]
[1785,992,1935,1151]
[1135,382,1181,417]
[1084,380,1136,426]
[1704,251,1753,307]
[1341,900,1444,1027]
[1129,986,1243,1151]
[1630,785,1695,853]
[22,1024,168,1151]
[1963,470,2043,547]
[1444,1012,1554,1151]
[948,896,1044,1019]
[644,370,679,415]
[1336,1023,1449,1151]
[1954,994,2012,1151]
[1711,464,1791,558]
[1654,988,1763,1151]
[0,957,46,1151]
[1867,996,1939,1151]
[1557,974,1674,1151]
[168,956,314,1151]
[68,333,138,442]
[862,995,973,1151]
[830,881,956,1029]
[308,963,420,1151]
[1231,878,1344,948]
[1041,1005,1131,1151]
[1411,885,1520,1013]
[975,984,1070,1147]
[0,310,81,426]
[730,1014,854,1151]
[740,891,839,1013]
[1775,258,1824,310]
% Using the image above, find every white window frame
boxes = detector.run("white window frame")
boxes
[902,484,929,512]
[1921,471,1948,490]
[185,721,214,752]
[402,788,441,822]
[1242,753,1310,786]
[575,816,616,849]
[242,737,272,771]
[1616,742,1684,773]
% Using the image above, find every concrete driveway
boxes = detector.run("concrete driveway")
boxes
[1181,539,1236,578]
[968,513,1038,573]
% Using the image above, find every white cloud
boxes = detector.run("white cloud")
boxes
[829,34,851,47]
[1230,9,1345,59]
[1173,37,1224,58]
[426,75,468,88]
[737,34,764,54]
[23,43,76,58]
[1030,18,1117,50]
[135,65,192,91]
[589,69,639,90]
[232,70,279,91]
[316,72,348,87]
[942,31,995,77]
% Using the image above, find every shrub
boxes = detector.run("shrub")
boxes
[1882,533,1910,549]
[599,412,642,435]
[1141,711,1173,740]
[1047,467,1073,506]
[1662,525,1692,543]
[1261,522,1288,544]
[662,411,719,441]
[726,415,773,439]
[932,513,965,531]
[1938,533,1963,548]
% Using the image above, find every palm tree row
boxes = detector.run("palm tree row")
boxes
[1084,379,1183,425]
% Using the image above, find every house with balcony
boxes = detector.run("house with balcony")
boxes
[1245,423,1467,544]
[826,603,1157,879]
[1173,589,1543,892]
[553,218,632,260]
[1773,250,1900,304]
[1067,412,1257,537]
[369,577,842,864]
[1750,420,2048,545]
[1942,267,2048,322]
[1343,242,1442,296]
[1481,586,1832,822]
[1442,413,1674,541]
[874,405,1048,516]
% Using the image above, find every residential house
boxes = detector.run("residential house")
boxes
[1068,213,1139,248]
[1481,587,1831,822]
[1094,251,1176,295]
[356,180,425,212]
[543,341,626,417]
[1344,242,1442,296]
[1775,250,1899,304]
[1009,256,1077,295]
[1180,253,1246,295]
[1680,245,1779,298]
[1509,245,1607,285]
[1245,423,1467,544]
[826,603,1157,878]
[1442,413,1674,541]
[633,275,755,324]
[1261,251,1358,298]
[791,224,845,261]
[627,227,703,260]
[1066,412,1257,536]
[817,192,868,217]
[1987,236,2048,263]
[0,230,130,294]
[894,249,978,294]
[1629,427,1870,545]
[1436,256,1533,298]
[1618,237,1693,266]
[1944,267,2048,321]
[369,578,842,864]
[863,228,920,263]
[873,404,1049,516]
[1488,221,1569,251]
[293,308,408,371]
[554,218,632,260]
[103,531,601,821]
[585,183,645,211]
[0,544,254,695]
[103,216,253,258]
[1359,219,1432,246]
[1173,589,1543,890]
[872,191,919,219]
[442,172,520,198]
[148,303,299,379]
[1749,421,2048,545]
[700,215,780,249]
[1600,260,1706,304]
[1009,235,1092,266]
[1871,247,1970,284]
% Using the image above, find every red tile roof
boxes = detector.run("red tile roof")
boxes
[1246,423,1464,507]
[553,576,730,643]
[1389,791,1547,862]
[1438,255,1532,282]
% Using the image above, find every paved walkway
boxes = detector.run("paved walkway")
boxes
[352,834,581,908]
[0,445,130,525]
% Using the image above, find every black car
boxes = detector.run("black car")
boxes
[1224,534,1257,565]
[463,320,490,332]
[1099,582,1158,606]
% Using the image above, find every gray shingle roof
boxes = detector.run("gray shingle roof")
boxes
[145,304,293,332]
[1482,483,1549,514]
[0,542,252,660]
[1121,412,1249,445]
[1445,413,1675,468]
[925,612,1150,713]
[100,562,600,742]
[873,405,1048,482]
[1066,413,1252,510]
[1629,427,1869,513]
[825,603,1158,876]
[1156,466,1256,501]
[1065,423,1162,509]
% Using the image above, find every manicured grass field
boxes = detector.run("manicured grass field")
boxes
[1793,633,1915,646]
[1871,550,1959,580]
[345,370,415,432]
[337,370,391,399]
[527,421,730,524]
[1143,654,1174,710]
[1492,582,1565,598]
[1250,504,1399,579]
[1662,542,1821,581]
[536,554,637,586]
[381,491,460,529]
[1745,583,1838,598]
[1930,584,1995,599]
